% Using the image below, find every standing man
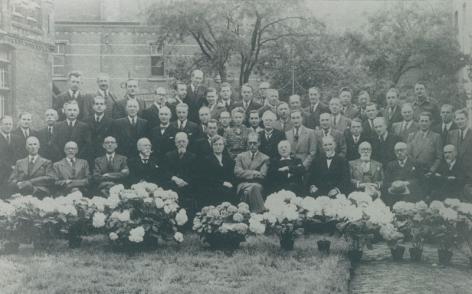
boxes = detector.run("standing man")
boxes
[288,95,303,112]
[217,110,232,136]
[329,98,351,133]
[197,106,211,136]
[53,71,88,120]
[12,112,38,159]
[168,81,187,120]
[142,87,170,129]
[303,86,330,130]
[192,119,221,158]
[248,110,263,134]
[234,132,269,212]
[362,103,380,140]
[206,88,226,119]
[345,118,369,161]
[285,110,317,170]
[255,81,270,106]
[273,102,293,132]
[224,107,249,159]
[53,141,90,195]
[392,103,419,142]
[112,79,146,119]
[171,103,201,144]
[219,82,235,111]
[0,116,20,195]
[83,73,117,119]
[357,90,371,121]
[86,96,113,163]
[185,69,208,123]
[339,87,359,119]
[259,111,286,159]
[432,104,457,143]
[149,106,177,160]
[371,117,401,167]
[258,89,280,118]
[315,113,347,158]
[382,88,402,129]
[412,82,440,124]
[233,84,262,124]
[37,109,62,163]
[112,99,148,159]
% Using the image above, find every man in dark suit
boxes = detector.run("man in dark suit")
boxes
[431,144,464,200]
[0,116,21,196]
[432,104,457,143]
[345,118,370,161]
[82,73,118,119]
[303,86,330,130]
[112,79,146,119]
[112,99,148,159]
[85,96,113,164]
[362,103,380,140]
[306,135,351,197]
[52,141,90,195]
[413,82,440,124]
[266,140,305,195]
[339,87,359,119]
[217,111,232,136]
[192,119,221,159]
[382,88,403,129]
[248,110,263,134]
[149,106,177,160]
[357,90,371,121]
[329,97,351,133]
[141,87,170,129]
[391,103,419,142]
[127,138,167,186]
[258,89,280,118]
[383,142,422,206]
[259,110,286,159]
[162,132,198,213]
[53,71,89,121]
[206,88,226,120]
[167,81,187,120]
[197,135,236,208]
[37,109,62,163]
[93,136,129,196]
[53,100,92,160]
[219,82,236,111]
[8,136,54,198]
[12,111,38,160]
[170,103,202,144]
[184,69,208,123]
[371,117,401,167]
[315,113,347,158]
[232,84,262,125]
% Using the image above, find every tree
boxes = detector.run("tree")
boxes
[147,0,320,86]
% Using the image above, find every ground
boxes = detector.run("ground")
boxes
[0,235,350,294]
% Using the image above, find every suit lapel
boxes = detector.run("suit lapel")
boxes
[30,157,44,176]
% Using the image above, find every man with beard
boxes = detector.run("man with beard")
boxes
[349,141,383,197]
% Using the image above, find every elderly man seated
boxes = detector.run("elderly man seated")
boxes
[383,142,422,206]
[234,132,269,212]
[349,141,383,198]
[430,144,465,201]
[127,137,167,187]
[93,136,129,196]
[8,136,54,198]
[53,141,90,195]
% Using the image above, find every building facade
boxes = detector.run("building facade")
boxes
[0,0,54,123]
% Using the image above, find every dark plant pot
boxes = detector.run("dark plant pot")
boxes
[438,249,453,265]
[3,242,20,254]
[112,236,159,253]
[68,236,82,249]
[409,247,423,262]
[280,235,295,251]
[347,249,363,264]
[33,240,50,251]
[317,240,331,254]
[206,234,243,251]
[390,245,405,261]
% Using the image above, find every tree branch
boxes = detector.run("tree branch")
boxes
[190,31,213,60]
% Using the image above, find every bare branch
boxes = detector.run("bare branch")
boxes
[259,16,305,34]
[190,31,212,59]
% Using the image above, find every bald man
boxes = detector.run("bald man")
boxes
[8,136,54,198]
[142,87,171,129]
[53,141,90,195]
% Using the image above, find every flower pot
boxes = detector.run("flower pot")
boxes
[317,240,331,254]
[409,247,423,262]
[279,235,295,251]
[33,240,51,251]
[437,249,453,265]
[206,234,243,251]
[2,242,19,254]
[68,236,82,249]
[347,249,363,264]
[390,246,405,261]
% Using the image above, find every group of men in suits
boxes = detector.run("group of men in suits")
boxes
[1,71,471,212]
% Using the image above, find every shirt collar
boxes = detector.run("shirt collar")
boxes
[139,154,150,161]
[29,155,38,162]
[107,153,115,160]
[69,89,79,98]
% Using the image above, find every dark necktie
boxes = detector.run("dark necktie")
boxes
[48,127,53,141]
[107,156,113,171]
[6,133,10,145]
[27,157,34,176]
[251,152,255,161]
[294,127,299,142]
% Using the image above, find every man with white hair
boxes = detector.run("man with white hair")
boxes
[8,136,54,197]
[431,144,464,200]
[184,69,208,123]
[349,141,383,196]
[259,110,286,159]
[127,138,166,186]
[53,141,90,195]
[149,106,177,160]
[306,135,351,197]
[142,86,170,129]
[266,140,305,194]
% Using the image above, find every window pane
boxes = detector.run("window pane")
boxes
[0,94,4,117]
[151,56,164,76]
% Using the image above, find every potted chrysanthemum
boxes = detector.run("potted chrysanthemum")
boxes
[430,200,459,265]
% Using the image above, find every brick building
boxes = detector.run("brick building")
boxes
[0,0,54,123]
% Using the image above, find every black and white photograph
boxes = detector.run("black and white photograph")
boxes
[1,0,472,293]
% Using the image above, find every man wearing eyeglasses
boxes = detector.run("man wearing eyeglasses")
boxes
[285,110,316,170]
[142,87,171,129]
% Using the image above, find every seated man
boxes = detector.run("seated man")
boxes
[430,144,464,200]
[93,136,129,196]
[162,132,197,214]
[306,135,351,197]
[349,141,383,197]
[383,142,422,206]
[127,138,168,187]
[53,141,90,195]
[266,140,305,195]
[234,132,269,212]
[8,136,54,198]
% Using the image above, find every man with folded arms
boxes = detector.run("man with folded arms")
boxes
[53,141,90,195]
[93,136,129,196]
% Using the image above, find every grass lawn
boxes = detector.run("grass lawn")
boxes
[0,234,351,294]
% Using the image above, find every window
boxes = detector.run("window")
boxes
[0,94,4,117]
[53,42,66,77]
[0,64,9,89]
[150,43,165,76]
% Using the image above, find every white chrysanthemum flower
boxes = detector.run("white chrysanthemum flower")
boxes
[0,200,15,217]
[109,232,119,240]
[444,198,461,208]
[128,226,145,243]
[175,209,188,226]
[155,198,165,209]
[91,196,107,212]
[106,194,120,209]
[118,210,131,222]
[109,184,125,197]
[233,212,244,222]
[174,232,184,243]
[92,212,107,228]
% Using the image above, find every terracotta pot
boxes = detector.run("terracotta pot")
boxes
[317,240,331,254]
[390,245,405,261]
[347,249,363,264]
[437,249,453,265]
[409,247,423,262]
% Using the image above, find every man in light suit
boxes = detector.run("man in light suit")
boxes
[184,69,208,123]
[112,99,149,159]
[303,86,330,130]
[93,136,129,196]
[315,113,347,158]
[285,110,316,169]
[329,97,351,133]
[234,132,269,212]
[53,141,90,195]
[273,102,293,132]
[8,136,54,198]
[83,73,118,119]
[112,79,146,119]
[339,87,359,119]
[349,141,383,196]
[392,103,419,142]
